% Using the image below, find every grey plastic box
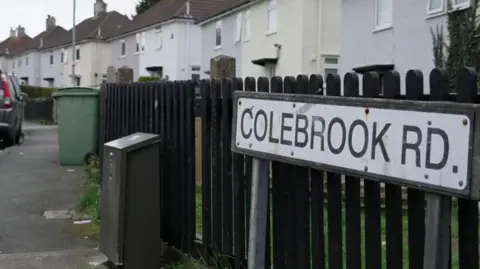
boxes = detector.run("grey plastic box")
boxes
[99,132,162,269]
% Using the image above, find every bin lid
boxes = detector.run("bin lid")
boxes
[51,87,100,98]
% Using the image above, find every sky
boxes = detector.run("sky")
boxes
[0,0,137,40]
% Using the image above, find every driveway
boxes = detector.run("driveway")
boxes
[0,122,104,268]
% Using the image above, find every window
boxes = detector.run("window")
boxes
[452,0,470,9]
[60,50,64,63]
[49,53,54,65]
[235,13,242,42]
[244,10,251,41]
[12,62,14,69]
[25,56,28,66]
[427,0,444,14]
[267,0,277,34]
[62,49,68,63]
[324,68,338,78]
[324,57,338,64]
[136,33,140,52]
[120,39,126,57]
[141,32,146,51]
[322,55,339,82]
[215,21,222,48]
[18,59,21,68]
[375,0,392,30]
[155,26,163,49]
[75,46,80,61]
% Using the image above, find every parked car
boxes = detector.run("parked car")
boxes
[0,69,27,146]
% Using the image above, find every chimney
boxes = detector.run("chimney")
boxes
[9,27,16,38]
[46,15,56,31]
[94,0,107,17]
[16,25,25,37]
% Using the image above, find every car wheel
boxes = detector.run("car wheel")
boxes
[3,128,16,147]
[15,128,22,145]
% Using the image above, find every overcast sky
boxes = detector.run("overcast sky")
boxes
[1,0,137,40]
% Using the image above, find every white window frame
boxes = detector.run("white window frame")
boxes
[374,0,393,31]
[452,0,470,10]
[63,48,68,64]
[267,0,277,35]
[75,45,80,61]
[215,20,222,49]
[427,0,444,15]
[49,53,54,66]
[155,26,163,50]
[322,55,339,85]
[120,39,126,57]
[235,13,243,43]
[244,10,251,41]
[135,33,140,53]
[141,32,146,52]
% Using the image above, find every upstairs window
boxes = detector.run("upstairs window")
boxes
[427,0,444,14]
[49,53,54,65]
[120,39,126,56]
[155,26,163,49]
[375,0,392,30]
[452,0,470,9]
[136,33,140,52]
[244,10,251,41]
[215,21,222,48]
[75,46,80,61]
[25,56,29,66]
[141,32,146,51]
[235,13,242,42]
[267,0,277,34]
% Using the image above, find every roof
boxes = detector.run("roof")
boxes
[196,0,251,24]
[42,11,132,50]
[0,35,33,56]
[115,0,227,38]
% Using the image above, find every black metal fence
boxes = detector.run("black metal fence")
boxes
[99,67,480,269]
[24,98,54,122]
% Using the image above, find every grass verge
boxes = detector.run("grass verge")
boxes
[164,251,234,269]
[76,158,101,239]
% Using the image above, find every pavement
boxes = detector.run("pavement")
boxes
[0,122,107,268]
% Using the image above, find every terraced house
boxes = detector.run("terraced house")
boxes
[338,0,469,92]
[0,27,33,76]
[197,0,252,78]
[108,0,227,81]
[241,0,342,79]
[37,0,131,87]
[9,16,69,86]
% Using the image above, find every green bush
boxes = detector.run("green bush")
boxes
[21,85,57,98]
[138,76,161,82]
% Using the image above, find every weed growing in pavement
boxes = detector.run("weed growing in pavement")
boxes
[76,156,101,237]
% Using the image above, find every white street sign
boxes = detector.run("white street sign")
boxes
[234,97,472,191]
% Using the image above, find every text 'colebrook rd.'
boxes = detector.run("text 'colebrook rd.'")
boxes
[234,98,472,191]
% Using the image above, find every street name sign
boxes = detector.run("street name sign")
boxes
[231,91,480,198]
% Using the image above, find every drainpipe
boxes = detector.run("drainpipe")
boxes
[72,0,76,86]
[185,0,190,79]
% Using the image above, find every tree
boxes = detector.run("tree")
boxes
[431,0,480,90]
[135,0,161,16]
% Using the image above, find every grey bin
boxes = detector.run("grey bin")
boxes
[99,132,162,269]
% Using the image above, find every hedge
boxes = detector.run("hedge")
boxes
[21,85,57,98]
[137,76,161,82]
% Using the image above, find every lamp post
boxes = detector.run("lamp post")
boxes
[71,0,76,86]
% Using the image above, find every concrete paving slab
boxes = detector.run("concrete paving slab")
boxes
[0,125,99,267]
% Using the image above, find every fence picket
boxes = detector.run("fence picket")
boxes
[362,72,382,269]
[343,72,362,269]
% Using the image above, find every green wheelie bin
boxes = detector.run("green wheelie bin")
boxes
[52,87,100,165]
